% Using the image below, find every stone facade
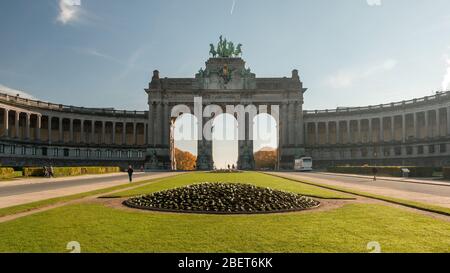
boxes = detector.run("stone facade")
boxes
[0,94,148,169]
[145,57,305,170]
[303,92,450,167]
[1,55,450,170]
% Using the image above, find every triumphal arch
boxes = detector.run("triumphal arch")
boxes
[145,37,307,170]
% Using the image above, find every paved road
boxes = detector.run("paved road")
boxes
[270,172,450,208]
[0,172,167,197]
[295,172,450,197]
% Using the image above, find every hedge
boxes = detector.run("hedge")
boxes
[0,167,15,179]
[23,166,121,177]
[327,166,434,178]
[444,167,450,180]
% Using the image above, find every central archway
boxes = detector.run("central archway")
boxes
[212,113,239,169]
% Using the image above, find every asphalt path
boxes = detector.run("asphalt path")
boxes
[0,172,166,197]
[282,172,450,198]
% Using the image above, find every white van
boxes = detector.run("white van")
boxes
[294,157,313,171]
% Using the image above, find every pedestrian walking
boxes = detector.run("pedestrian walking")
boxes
[372,167,378,181]
[43,166,49,178]
[127,165,134,182]
[49,165,55,178]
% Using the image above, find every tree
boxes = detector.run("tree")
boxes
[175,148,197,171]
[254,147,278,170]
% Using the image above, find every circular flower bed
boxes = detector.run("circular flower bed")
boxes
[123,183,320,214]
[209,169,243,173]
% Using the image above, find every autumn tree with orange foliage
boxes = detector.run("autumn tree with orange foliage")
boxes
[175,148,197,170]
[254,147,278,170]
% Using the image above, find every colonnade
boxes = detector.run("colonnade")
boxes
[305,107,450,146]
[0,107,147,146]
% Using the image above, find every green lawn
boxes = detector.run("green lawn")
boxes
[103,172,352,199]
[267,173,450,216]
[1,172,449,253]
[0,202,449,253]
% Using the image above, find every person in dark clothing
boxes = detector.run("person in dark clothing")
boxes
[49,165,55,178]
[127,165,134,182]
[372,167,378,181]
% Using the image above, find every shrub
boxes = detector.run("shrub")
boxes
[23,166,120,177]
[327,166,434,178]
[0,167,15,179]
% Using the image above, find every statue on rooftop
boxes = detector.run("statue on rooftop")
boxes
[209,36,243,58]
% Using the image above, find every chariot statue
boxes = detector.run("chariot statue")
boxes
[209,35,243,58]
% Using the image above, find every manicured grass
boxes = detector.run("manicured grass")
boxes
[1,171,449,253]
[103,172,352,199]
[268,173,450,216]
[0,202,449,253]
[0,174,184,218]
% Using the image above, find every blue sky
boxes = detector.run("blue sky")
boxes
[2,0,450,167]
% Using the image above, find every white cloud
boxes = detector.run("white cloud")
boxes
[57,0,81,25]
[326,59,398,88]
[442,54,450,91]
[0,84,36,100]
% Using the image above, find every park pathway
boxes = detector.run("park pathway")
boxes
[267,172,450,208]
[0,172,180,209]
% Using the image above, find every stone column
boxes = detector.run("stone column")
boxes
[59,117,63,142]
[2,109,8,137]
[25,113,31,139]
[163,102,169,146]
[368,118,372,143]
[122,122,127,145]
[436,109,440,138]
[281,103,288,146]
[447,107,450,136]
[424,110,429,139]
[111,121,116,145]
[314,122,319,145]
[295,102,304,145]
[69,119,74,142]
[36,115,41,141]
[379,117,384,143]
[288,102,295,145]
[80,119,85,143]
[101,121,106,144]
[336,121,340,144]
[325,121,329,144]
[347,120,351,144]
[357,119,362,143]
[144,122,148,145]
[91,121,96,144]
[148,103,154,146]
[402,114,406,143]
[391,116,395,141]
[48,116,52,143]
[156,102,162,145]
[133,122,137,145]
[15,111,20,138]
[303,123,308,146]
[413,113,418,139]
